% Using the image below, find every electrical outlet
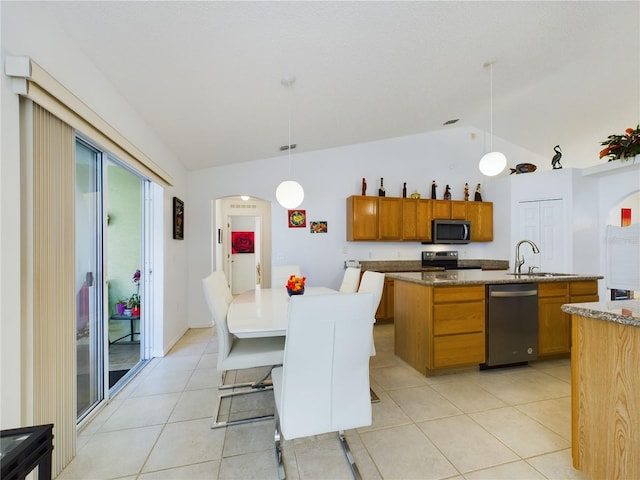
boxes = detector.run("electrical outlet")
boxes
[342,246,348,254]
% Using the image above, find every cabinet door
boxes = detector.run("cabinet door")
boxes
[432,200,451,219]
[376,278,395,321]
[402,199,418,240]
[378,197,403,240]
[451,201,467,219]
[346,196,378,241]
[467,202,494,242]
[538,296,571,355]
[416,199,433,241]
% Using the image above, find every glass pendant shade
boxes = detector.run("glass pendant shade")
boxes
[276,180,304,209]
[478,151,507,176]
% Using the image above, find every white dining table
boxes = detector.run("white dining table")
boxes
[227,286,337,338]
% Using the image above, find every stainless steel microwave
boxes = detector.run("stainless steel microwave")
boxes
[429,219,471,244]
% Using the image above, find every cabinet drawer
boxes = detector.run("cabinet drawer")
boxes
[433,285,485,303]
[433,302,484,335]
[538,282,569,298]
[570,280,598,297]
[433,333,485,367]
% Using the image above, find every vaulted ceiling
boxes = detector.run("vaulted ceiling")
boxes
[39,1,640,170]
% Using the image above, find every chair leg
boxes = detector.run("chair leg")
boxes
[369,387,380,403]
[274,416,285,480]
[338,431,363,480]
[211,387,275,429]
[218,366,274,391]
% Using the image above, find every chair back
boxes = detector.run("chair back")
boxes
[272,264,302,288]
[339,266,361,293]
[202,271,233,365]
[275,293,374,440]
[357,271,385,315]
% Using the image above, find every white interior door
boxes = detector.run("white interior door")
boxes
[229,215,261,294]
[518,199,565,272]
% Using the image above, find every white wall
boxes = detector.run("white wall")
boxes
[186,126,545,328]
[1,2,189,427]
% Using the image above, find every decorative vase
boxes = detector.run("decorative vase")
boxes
[287,287,305,297]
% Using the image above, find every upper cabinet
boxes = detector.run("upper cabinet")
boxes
[346,195,492,242]
[466,201,493,242]
[433,200,467,220]
[346,196,378,241]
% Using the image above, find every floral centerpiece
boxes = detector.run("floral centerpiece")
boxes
[286,275,306,296]
[599,124,640,162]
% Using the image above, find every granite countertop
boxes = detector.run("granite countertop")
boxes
[358,259,509,272]
[386,270,603,286]
[561,300,640,328]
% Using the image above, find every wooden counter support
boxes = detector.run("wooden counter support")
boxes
[571,313,640,478]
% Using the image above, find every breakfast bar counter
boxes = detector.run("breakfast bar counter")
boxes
[386,270,602,286]
[562,299,640,479]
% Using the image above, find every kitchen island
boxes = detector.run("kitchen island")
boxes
[387,270,602,376]
[561,299,640,479]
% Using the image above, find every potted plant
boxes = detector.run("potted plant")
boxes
[599,125,640,162]
[115,297,128,315]
[128,293,141,316]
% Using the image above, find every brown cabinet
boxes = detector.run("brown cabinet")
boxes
[432,286,485,368]
[378,197,403,240]
[432,200,466,220]
[402,198,433,241]
[375,277,395,321]
[538,280,599,356]
[466,201,494,242]
[346,196,378,241]
[538,282,570,356]
[394,281,485,375]
[347,196,491,243]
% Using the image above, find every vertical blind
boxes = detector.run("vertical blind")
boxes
[26,101,77,475]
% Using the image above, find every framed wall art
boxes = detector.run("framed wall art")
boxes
[231,231,255,253]
[310,221,328,233]
[173,197,184,240]
[288,209,306,228]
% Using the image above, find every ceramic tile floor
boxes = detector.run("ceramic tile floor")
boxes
[58,324,590,480]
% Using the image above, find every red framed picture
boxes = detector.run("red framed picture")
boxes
[288,210,306,228]
[231,231,255,253]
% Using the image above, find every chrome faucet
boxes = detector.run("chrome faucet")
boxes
[514,240,540,274]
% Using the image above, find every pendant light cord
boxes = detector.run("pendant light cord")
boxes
[489,62,494,152]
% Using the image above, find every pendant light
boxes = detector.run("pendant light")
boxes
[276,76,304,209]
[478,61,507,176]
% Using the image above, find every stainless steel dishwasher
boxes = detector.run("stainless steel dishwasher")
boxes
[482,283,538,368]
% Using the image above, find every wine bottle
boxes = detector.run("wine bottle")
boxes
[378,178,385,197]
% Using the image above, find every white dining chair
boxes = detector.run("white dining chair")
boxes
[339,266,361,293]
[202,271,285,428]
[272,264,301,288]
[272,292,374,480]
[358,271,385,355]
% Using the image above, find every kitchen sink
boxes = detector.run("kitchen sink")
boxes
[507,272,580,277]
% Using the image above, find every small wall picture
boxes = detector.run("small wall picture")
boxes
[173,197,184,240]
[231,231,255,254]
[310,221,328,233]
[288,209,306,228]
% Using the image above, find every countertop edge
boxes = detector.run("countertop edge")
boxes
[386,271,603,286]
[561,302,640,328]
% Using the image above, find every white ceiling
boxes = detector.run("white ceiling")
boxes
[42,1,639,171]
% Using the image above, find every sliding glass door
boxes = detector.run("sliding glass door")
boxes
[75,139,104,420]
[75,138,151,422]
